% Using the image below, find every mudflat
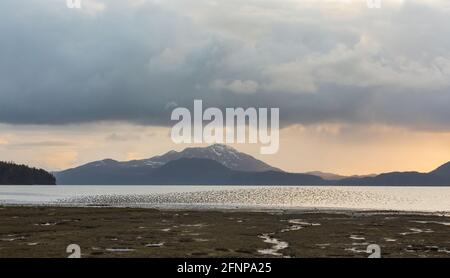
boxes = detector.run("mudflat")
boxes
[0,206,449,258]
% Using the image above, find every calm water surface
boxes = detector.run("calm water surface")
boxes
[0,186,449,212]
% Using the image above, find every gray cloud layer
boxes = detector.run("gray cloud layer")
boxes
[1,0,450,130]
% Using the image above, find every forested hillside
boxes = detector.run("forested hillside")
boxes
[0,161,55,185]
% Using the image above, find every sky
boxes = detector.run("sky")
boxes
[1,0,450,175]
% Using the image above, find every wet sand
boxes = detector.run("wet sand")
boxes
[0,206,449,258]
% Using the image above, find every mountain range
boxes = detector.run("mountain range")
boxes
[55,144,450,186]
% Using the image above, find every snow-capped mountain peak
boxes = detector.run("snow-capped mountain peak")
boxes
[132,144,279,172]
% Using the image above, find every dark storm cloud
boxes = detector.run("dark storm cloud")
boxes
[1,0,450,131]
[0,0,224,125]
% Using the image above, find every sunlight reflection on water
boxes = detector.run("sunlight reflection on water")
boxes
[0,186,449,212]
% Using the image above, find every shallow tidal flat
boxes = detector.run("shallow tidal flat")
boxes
[0,206,449,258]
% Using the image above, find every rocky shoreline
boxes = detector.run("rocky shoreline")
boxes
[0,206,449,258]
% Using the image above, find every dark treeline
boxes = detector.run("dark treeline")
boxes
[0,161,55,185]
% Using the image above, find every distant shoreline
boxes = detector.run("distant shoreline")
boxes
[1,204,449,217]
